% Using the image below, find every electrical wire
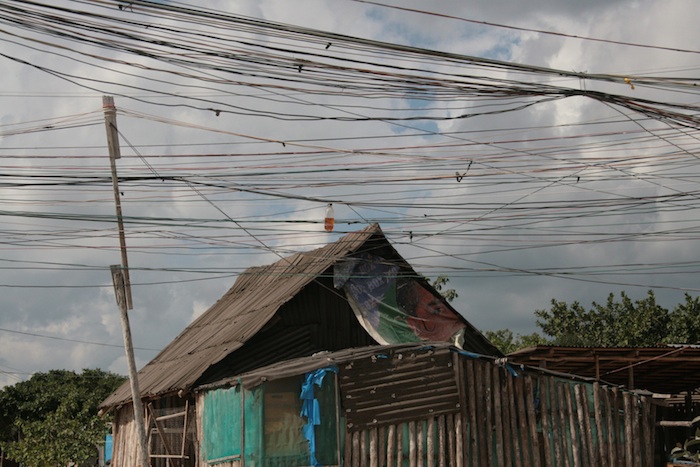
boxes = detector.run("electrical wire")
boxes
[0,0,700,376]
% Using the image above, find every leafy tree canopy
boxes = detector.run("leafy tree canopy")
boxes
[535,290,671,347]
[429,274,458,302]
[0,368,125,467]
[485,291,700,353]
[483,329,548,354]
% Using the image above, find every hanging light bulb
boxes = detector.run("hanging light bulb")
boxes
[324,203,335,232]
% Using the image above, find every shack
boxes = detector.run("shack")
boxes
[100,224,501,466]
[196,342,657,467]
[101,224,659,466]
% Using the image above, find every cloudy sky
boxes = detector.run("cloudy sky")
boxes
[1,0,699,387]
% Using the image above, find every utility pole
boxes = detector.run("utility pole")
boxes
[103,96,150,467]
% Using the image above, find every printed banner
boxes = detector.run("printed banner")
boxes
[334,255,466,345]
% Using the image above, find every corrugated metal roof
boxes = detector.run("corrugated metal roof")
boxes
[217,342,459,390]
[508,345,700,394]
[101,224,500,409]
[102,224,383,408]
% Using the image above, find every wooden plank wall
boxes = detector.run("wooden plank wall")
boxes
[111,403,141,467]
[344,414,463,467]
[112,350,657,466]
[112,397,201,467]
[343,356,657,467]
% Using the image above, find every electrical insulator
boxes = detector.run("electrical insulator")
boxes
[324,203,335,232]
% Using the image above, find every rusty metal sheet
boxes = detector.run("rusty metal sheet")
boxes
[339,346,461,431]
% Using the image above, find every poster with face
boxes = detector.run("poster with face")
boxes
[397,279,466,342]
[335,255,466,345]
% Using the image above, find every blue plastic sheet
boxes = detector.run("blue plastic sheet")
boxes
[105,434,113,463]
[300,366,338,467]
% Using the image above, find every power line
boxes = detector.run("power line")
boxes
[344,0,700,55]
[0,326,160,351]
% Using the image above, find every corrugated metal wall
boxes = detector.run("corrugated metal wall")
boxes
[340,347,460,430]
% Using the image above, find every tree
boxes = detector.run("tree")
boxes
[534,290,670,347]
[429,274,458,302]
[0,368,126,466]
[667,293,700,344]
[484,290,700,353]
[483,329,548,354]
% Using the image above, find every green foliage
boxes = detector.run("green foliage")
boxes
[0,368,125,466]
[534,290,698,347]
[667,293,700,344]
[483,329,548,354]
[486,290,700,352]
[429,274,458,302]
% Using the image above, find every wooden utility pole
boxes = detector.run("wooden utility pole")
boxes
[103,96,150,467]
[104,96,133,309]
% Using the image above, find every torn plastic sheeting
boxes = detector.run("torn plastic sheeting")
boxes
[300,366,338,467]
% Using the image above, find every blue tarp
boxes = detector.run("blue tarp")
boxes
[105,434,113,463]
[300,366,338,467]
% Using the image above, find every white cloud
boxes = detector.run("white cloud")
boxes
[1,0,699,388]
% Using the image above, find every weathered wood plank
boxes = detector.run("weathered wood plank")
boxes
[613,387,622,466]
[409,421,417,467]
[631,395,641,467]
[539,375,553,467]
[499,369,513,467]
[465,360,479,466]
[397,423,404,467]
[623,392,634,467]
[453,353,469,467]
[455,414,464,467]
[555,383,571,467]
[516,376,532,467]
[548,378,563,467]
[513,377,537,467]
[370,427,378,467]
[525,376,542,467]
[641,397,651,467]
[447,413,456,467]
[564,384,580,467]
[602,387,615,467]
[352,430,361,467]
[592,383,606,467]
[379,426,386,467]
[574,385,591,466]
[427,417,435,467]
[346,429,353,467]
[360,429,368,467]
[417,420,424,467]
[475,362,489,466]
[508,373,523,467]
[649,401,657,467]
[580,385,596,466]
[483,363,495,467]
[387,425,396,467]
[492,366,505,467]
[438,415,446,467]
